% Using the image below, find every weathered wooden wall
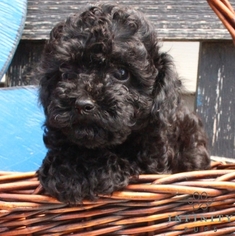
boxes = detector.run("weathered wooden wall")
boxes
[23,0,232,40]
[197,42,235,158]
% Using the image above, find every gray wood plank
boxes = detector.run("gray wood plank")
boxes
[22,0,234,40]
[6,41,44,86]
[197,42,235,158]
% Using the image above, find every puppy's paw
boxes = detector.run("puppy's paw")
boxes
[38,151,131,204]
[38,162,90,204]
[88,157,131,196]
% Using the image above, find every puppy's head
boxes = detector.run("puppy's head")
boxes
[38,4,181,148]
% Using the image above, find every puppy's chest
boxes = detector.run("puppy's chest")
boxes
[111,132,162,162]
[112,136,147,160]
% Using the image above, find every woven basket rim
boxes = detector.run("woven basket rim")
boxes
[1,161,235,235]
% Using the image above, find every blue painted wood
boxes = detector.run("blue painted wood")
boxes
[0,0,27,80]
[0,86,46,171]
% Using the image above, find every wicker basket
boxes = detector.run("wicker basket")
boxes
[1,162,235,235]
[207,0,235,43]
[1,1,235,236]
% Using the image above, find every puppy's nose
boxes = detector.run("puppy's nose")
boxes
[75,99,95,113]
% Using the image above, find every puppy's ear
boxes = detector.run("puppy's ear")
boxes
[42,22,65,58]
[151,52,182,124]
[49,22,64,43]
[35,22,65,112]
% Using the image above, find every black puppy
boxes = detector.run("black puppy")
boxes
[36,3,210,203]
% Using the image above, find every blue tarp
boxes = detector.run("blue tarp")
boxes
[0,86,46,171]
[0,0,27,80]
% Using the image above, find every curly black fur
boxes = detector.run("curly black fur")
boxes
[36,3,210,203]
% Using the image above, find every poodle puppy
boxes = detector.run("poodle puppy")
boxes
[36,3,210,203]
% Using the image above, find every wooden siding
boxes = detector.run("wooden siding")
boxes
[23,0,234,40]
[197,41,235,158]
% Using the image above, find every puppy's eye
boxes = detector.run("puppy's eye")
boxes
[62,72,77,80]
[112,68,130,81]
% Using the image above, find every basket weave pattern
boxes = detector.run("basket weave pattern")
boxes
[1,162,235,235]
